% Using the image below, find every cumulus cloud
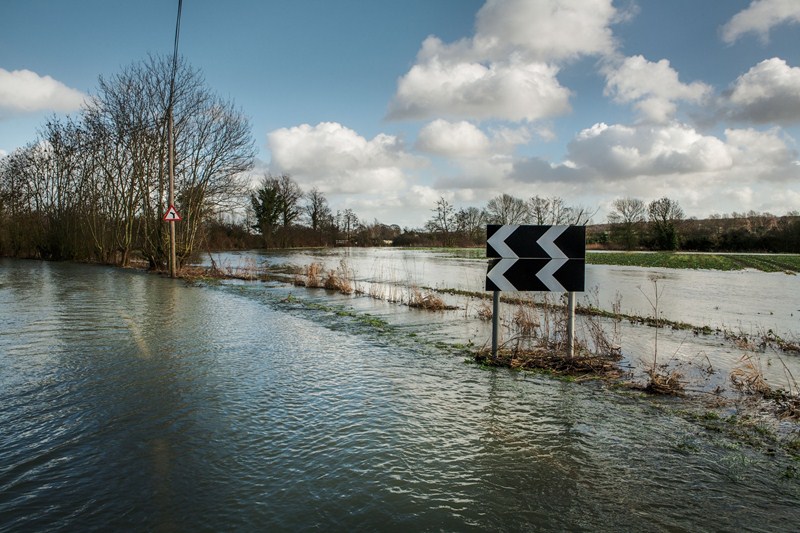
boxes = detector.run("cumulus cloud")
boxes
[566,122,733,178]
[508,156,583,184]
[473,0,618,62]
[721,0,800,44]
[415,119,491,157]
[604,56,711,123]
[387,0,621,122]
[415,119,531,158]
[267,122,424,195]
[0,68,85,117]
[496,122,799,219]
[387,55,571,122]
[723,58,800,124]
[724,126,798,180]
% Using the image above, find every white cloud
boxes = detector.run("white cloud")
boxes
[415,119,531,158]
[721,0,800,44]
[0,68,85,117]
[473,0,619,62]
[566,122,733,178]
[415,119,491,157]
[724,58,800,124]
[267,122,424,195]
[724,126,798,180]
[387,0,621,122]
[387,55,571,122]
[604,55,711,123]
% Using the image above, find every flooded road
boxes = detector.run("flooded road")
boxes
[1,258,798,531]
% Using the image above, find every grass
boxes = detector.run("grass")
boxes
[407,287,456,310]
[586,252,800,273]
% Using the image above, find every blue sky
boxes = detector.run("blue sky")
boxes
[2,0,800,227]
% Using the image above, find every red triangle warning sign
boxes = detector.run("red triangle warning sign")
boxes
[163,205,182,221]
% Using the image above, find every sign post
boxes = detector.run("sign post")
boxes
[485,224,585,358]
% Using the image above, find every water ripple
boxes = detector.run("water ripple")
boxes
[1,259,798,531]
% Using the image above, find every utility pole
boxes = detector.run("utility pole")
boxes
[167,0,183,278]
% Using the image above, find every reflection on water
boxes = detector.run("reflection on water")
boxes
[1,258,798,531]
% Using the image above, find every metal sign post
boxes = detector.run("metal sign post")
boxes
[567,291,576,358]
[491,290,500,357]
[486,225,585,358]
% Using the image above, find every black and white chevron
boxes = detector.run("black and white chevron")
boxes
[485,224,585,292]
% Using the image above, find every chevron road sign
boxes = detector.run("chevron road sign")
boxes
[485,224,585,292]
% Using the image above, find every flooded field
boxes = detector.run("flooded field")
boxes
[202,248,800,391]
[1,255,799,531]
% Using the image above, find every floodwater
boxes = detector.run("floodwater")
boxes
[1,256,799,531]
[206,248,800,388]
[210,247,799,337]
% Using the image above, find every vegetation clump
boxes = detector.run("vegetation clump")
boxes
[730,353,800,420]
[473,292,622,379]
[475,347,621,378]
[407,288,456,310]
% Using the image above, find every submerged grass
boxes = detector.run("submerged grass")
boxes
[586,251,800,273]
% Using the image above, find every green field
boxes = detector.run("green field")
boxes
[586,252,800,273]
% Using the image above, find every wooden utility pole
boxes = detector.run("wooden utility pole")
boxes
[167,0,183,278]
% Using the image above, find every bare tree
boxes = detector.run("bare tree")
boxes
[455,206,487,243]
[304,187,331,232]
[425,196,455,246]
[568,204,596,225]
[486,193,528,224]
[528,196,552,224]
[608,197,646,249]
[273,174,302,228]
[528,195,592,225]
[337,209,360,242]
[648,197,684,250]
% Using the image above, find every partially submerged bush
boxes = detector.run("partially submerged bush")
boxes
[731,353,800,419]
[476,300,493,320]
[644,369,684,395]
[323,259,354,294]
[408,287,453,310]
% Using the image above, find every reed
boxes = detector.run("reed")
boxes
[638,274,684,395]
[407,287,450,310]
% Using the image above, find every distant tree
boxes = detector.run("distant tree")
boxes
[528,195,593,225]
[455,206,487,244]
[337,209,360,243]
[648,197,684,250]
[569,204,596,225]
[304,187,331,232]
[250,177,283,247]
[608,197,646,249]
[548,196,573,224]
[486,193,527,224]
[274,174,302,228]
[528,196,552,224]
[425,196,455,246]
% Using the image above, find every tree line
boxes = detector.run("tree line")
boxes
[599,197,800,252]
[244,163,799,254]
[0,55,255,267]
[246,181,597,249]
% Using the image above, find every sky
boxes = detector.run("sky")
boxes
[2,0,800,228]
